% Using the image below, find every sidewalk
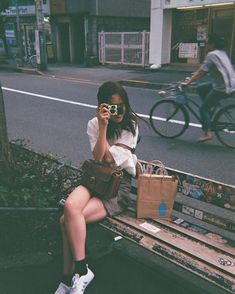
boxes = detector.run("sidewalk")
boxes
[0,58,198,89]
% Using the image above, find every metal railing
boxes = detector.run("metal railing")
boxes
[98,31,150,67]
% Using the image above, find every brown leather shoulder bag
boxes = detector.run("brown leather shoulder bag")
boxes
[80,159,123,200]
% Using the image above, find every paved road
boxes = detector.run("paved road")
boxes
[1,71,234,185]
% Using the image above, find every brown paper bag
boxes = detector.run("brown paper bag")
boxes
[137,161,178,220]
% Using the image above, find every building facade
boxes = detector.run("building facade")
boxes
[150,0,235,66]
[50,0,150,64]
[3,0,51,58]
[2,0,150,64]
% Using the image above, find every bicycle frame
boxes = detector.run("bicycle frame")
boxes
[173,88,220,129]
[183,96,201,124]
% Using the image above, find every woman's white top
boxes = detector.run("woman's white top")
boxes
[87,117,139,176]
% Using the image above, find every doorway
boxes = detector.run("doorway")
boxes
[210,8,235,63]
[59,23,70,63]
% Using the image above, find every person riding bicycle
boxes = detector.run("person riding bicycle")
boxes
[183,34,235,142]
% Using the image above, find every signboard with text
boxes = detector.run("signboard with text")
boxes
[179,43,198,59]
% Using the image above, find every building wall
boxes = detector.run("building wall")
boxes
[150,0,235,66]
[86,15,150,60]
[163,0,234,9]
[88,0,150,17]
[97,0,150,17]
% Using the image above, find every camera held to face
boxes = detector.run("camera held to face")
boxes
[108,104,124,116]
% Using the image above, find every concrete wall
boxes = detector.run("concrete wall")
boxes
[149,0,172,66]
[88,0,150,17]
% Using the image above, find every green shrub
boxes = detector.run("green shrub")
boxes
[0,140,82,255]
[0,139,81,207]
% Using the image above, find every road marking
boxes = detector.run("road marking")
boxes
[150,114,201,128]
[2,86,201,128]
[2,86,97,109]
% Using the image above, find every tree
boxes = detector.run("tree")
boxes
[0,0,10,11]
[0,2,12,178]
[0,81,13,179]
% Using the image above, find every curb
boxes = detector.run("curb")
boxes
[16,67,42,75]
[119,79,197,93]
[0,63,197,91]
[119,79,170,90]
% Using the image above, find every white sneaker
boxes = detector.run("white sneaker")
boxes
[70,266,94,294]
[54,282,71,294]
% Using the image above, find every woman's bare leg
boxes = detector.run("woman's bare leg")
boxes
[83,197,108,224]
[60,215,74,275]
[63,186,107,261]
[64,186,91,261]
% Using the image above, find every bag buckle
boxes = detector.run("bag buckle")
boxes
[89,176,96,184]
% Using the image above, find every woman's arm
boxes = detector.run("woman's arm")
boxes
[92,104,114,162]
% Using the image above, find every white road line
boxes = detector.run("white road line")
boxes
[2,86,97,109]
[2,86,201,128]
[150,114,201,128]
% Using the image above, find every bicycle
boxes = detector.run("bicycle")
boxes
[23,54,37,68]
[149,82,235,148]
[13,53,37,68]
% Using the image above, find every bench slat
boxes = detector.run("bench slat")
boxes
[114,211,235,277]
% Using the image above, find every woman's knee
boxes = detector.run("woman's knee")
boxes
[64,186,90,215]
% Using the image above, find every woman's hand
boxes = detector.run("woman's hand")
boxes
[97,103,110,127]
[93,103,111,161]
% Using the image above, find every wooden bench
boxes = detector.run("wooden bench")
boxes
[98,160,235,294]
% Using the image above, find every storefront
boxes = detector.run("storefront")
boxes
[3,1,51,59]
[149,0,235,66]
[171,5,235,64]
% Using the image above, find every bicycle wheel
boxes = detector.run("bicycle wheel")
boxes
[149,99,189,138]
[214,104,235,148]
[29,55,37,67]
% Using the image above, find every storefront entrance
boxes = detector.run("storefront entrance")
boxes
[171,6,235,65]
[211,8,235,63]
[59,23,70,63]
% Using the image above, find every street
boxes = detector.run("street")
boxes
[1,70,234,185]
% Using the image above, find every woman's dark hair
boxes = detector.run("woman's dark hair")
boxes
[208,34,227,50]
[97,81,138,140]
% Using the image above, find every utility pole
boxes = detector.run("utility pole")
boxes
[35,0,47,70]
[15,0,24,66]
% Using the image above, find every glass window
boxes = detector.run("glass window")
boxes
[210,8,235,63]
[171,9,209,63]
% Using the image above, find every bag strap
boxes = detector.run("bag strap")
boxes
[115,143,135,153]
